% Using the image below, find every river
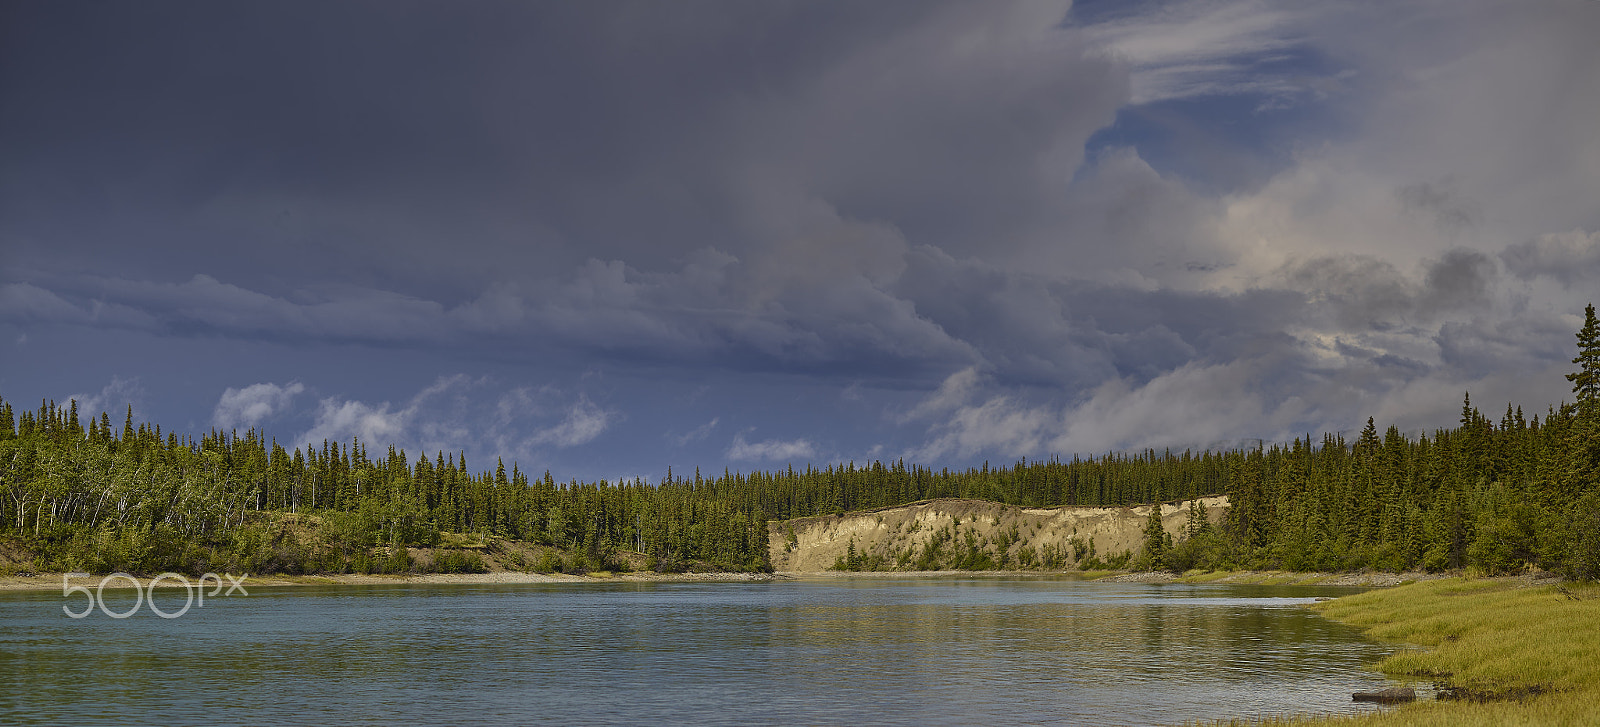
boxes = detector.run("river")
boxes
[0,576,1402,725]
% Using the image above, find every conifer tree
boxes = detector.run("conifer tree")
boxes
[6,304,1600,577]
[1569,303,1600,412]
[1142,502,1169,566]
[1565,303,1600,493]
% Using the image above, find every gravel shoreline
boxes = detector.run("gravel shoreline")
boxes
[0,569,785,591]
[7,567,1560,591]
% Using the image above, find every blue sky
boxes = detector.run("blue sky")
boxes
[3,0,1599,481]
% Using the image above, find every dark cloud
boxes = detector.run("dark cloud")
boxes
[1418,249,1495,318]
[10,236,1296,390]
[1501,230,1600,287]
[1,1,1120,300]
[1435,313,1575,380]
[1280,249,1496,333]
[3,1,1598,478]
[1282,255,1415,331]
[1396,179,1480,235]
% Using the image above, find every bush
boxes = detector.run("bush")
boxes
[1468,509,1539,575]
[534,549,565,573]
[431,549,488,574]
[1163,530,1229,572]
[1561,492,1600,581]
[651,552,686,573]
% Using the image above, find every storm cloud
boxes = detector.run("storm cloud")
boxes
[3,0,1597,479]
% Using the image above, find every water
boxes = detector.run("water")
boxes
[0,576,1403,725]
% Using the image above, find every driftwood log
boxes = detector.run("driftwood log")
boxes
[1352,687,1416,704]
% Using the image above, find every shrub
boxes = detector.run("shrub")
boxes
[1163,530,1229,572]
[534,549,565,573]
[431,549,489,574]
[1562,492,1600,581]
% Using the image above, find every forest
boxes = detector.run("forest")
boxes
[2,305,1597,578]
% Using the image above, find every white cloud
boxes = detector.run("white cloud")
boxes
[301,397,409,451]
[292,375,614,464]
[63,376,145,424]
[726,433,816,462]
[908,395,1057,463]
[212,382,304,429]
[1079,0,1322,105]
[1052,360,1299,455]
[900,360,1304,462]
[671,417,719,447]
[529,396,612,448]
[900,366,981,423]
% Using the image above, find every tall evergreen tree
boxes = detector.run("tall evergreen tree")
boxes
[1565,303,1600,508]
[1142,502,1169,566]
[1569,303,1600,412]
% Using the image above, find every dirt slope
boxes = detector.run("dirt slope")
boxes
[768,496,1228,572]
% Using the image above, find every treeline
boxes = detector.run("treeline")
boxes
[0,397,1273,576]
[0,399,1249,576]
[2,307,1596,577]
[1175,397,1600,576]
[1145,304,1600,578]
[0,403,770,574]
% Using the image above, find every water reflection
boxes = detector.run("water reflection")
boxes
[0,578,1399,726]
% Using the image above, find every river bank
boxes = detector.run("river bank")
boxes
[0,569,784,591]
[780,568,1456,587]
[1198,576,1600,726]
[0,566,1493,591]
[0,567,1159,591]
[1105,569,1500,588]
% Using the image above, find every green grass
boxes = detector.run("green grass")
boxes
[1190,577,1600,726]
[1181,569,1235,582]
[1155,570,1349,585]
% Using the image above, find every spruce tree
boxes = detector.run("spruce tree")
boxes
[1569,303,1600,414]
[1143,502,1168,568]
[1565,303,1600,501]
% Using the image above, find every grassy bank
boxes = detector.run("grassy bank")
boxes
[1203,577,1600,726]
[1106,569,1445,587]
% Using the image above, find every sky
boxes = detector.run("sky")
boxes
[3,0,1599,482]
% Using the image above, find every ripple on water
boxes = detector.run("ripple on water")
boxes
[0,578,1401,726]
